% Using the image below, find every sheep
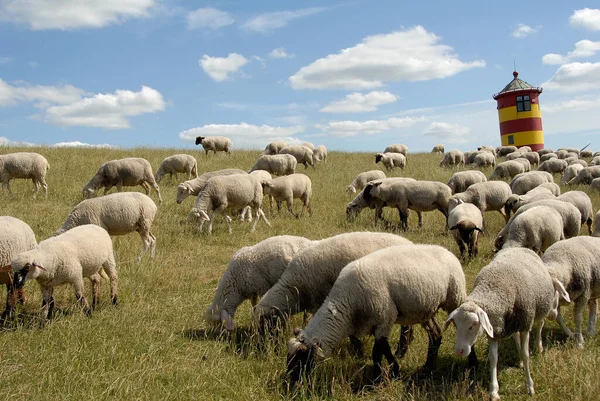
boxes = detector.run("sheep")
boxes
[564,156,578,165]
[471,152,496,168]
[10,225,118,319]
[154,154,197,183]
[504,186,556,216]
[465,150,490,164]
[512,157,531,172]
[505,151,526,161]
[496,145,518,157]
[447,170,487,194]
[249,154,297,176]
[542,237,600,347]
[488,160,525,180]
[591,177,600,192]
[562,164,584,183]
[287,244,465,384]
[176,168,247,205]
[188,174,270,234]
[518,145,532,153]
[537,148,554,156]
[540,152,558,162]
[346,170,386,195]
[509,171,553,195]
[0,152,49,199]
[591,156,600,166]
[556,149,569,159]
[594,210,600,237]
[570,159,588,167]
[262,174,312,218]
[375,152,406,171]
[384,143,408,156]
[478,145,496,156]
[279,146,314,169]
[448,201,484,258]
[539,182,561,195]
[557,190,594,234]
[522,151,540,166]
[448,181,512,224]
[312,145,327,163]
[205,235,315,332]
[431,144,445,153]
[558,147,580,157]
[195,135,232,156]
[567,166,600,185]
[502,206,564,254]
[538,158,568,175]
[345,177,416,223]
[580,149,593,158]
[302,142,315,151]
[83,157,162,204]
[54,192,157,262]
[0,216,37,320]
[262,141,289,155]
[445,248,570,400]
[439,150,464,168]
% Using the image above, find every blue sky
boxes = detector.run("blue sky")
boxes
[1,1,600,152]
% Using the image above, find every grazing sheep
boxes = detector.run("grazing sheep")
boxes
[445,248,570,400]
[249,169,272,182]
[448,201,484,258]
[558,147,580,157]
[557,191,594,234]
[262,174,312,218]
[154,154,197,183]
[375,152,406,171]
[439,150,464,168]
[562,164,584,183]
[594,210,600,237]
[502,206,564,254]
[489,160,525,180]
[447,170,487,194]
[302,142,315,151]
[478,145,496,156]
[505,151,526,161]
[345,178,416,223]
[496,145,518,157]
[570,159,588,167]
[0,152,49,199]
[504,186,557,216]
[205,235,314,331]
[512,157,531,172]
[465,150,490,164]
[567,166,600,185]
[287,244,465,384]
[431,144,445,153]
[195,135,232,156]
[384,144,408,156]
[176,169,247,205]
[591,156,600,166]
[580,149,593,158]
[538,182,561,195]
[542,237,600,347]
[555,149,569,159]
[521,152,540,166]
[537,148,555,156]
[540,152,558,163]
[518,145,532,153]
[249,154,297,176]
[279,146,315,169]
[312,145,327,163]
[538,158,568,175]
[346,170,386,195]
[83,157,162,203]
[448,181,512,224]
[471,152,496,168]
[509,171,553,195]
[11,225,118,319]
[591,178,600,192]
[262,141,289,155]
[54,192,157,262]
[188,174,270,234]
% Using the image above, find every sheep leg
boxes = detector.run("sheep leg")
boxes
[141,181,151,194]
[372,337,399,380]
[395,325,413,358]
[349,335,364,358]
[534,320,544,354]
[1,282,18,323]
[488,338,500,401]
[41,286,54,320]
[208,207,224,234]
[422,318,442,370]
[574,300,586,347]
[73,277,91,316]
[555,308,574,338]
[587,219,593,235]
[2,180,13,197]
[498,208,509,223]
[150,182,162,203]
[519,331,535,396]
[399,209,409,231]
[285,197,299,218]
[37,177,48,199]
[587,299,597,336]
[103,258,118,305]
[250,208,271,233]
[138,229,154,261]
[89,273,102,310]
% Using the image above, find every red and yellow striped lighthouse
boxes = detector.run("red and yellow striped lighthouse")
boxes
[493,71,544,151]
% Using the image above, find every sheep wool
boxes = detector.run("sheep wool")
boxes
[0,152,49,199]
[346,170,386,195]
[195,136,232,155]
[154,154,197,183]
[176,168,247,204]
[446,170,487,194]
[262,173,312,218]
[249,154,297,176]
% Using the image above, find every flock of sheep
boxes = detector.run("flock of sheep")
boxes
[1,138,600,400]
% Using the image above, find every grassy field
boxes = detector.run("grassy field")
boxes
[0,146,599,401]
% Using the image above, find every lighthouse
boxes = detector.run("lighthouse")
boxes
[493,71,544,151]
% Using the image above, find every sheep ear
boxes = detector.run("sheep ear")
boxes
[32,261,46,271]
[220,310,234,331]
[552,278,571,303]
[449,225,458,231]
[444,309,458,331]
[477,307,494,338]
[474,227,484,233]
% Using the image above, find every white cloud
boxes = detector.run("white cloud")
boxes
[0,78,88,107]
[0,56,12,64]
[268,48,294,59]
[186,7,234,30]
[0,0,157,30]
[424,122,472,144]
[43,86,165,129]
[512,23,538,38]
[199,53,249,82]
[316,116,425,137]
[52,141,116,148]
[542,62,600,92]
[289,26,485,90]
[0,136,35,147]
[570,8,600,31]
[241,7,325,33]
[542,40,600,65]
[319,91,398,113]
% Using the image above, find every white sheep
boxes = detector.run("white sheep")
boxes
[375,152,406,171]
[555,149,569,159]
[287,244,465,383]
[302,142,315,151]
[539,182,561,195]
[312,145,327,164]
[154,154,197,183]
[10,225,118,319]
[384,143,408,156]
[518,145,532,153]
[562,164,584,183]
[502,206,564,254]
[580,149,593,158]
[448,181,512,224]
[478,145,496,156]
[537,148,555,156]
[262,141,289,155]
[558,147,580,156]
[262,173,312,218]
[496,145,518,157]
[439,150,464,168]
[249,154,297,176]
[465,150,491,164]
[431,144,445,153]
[567,166,600,185]
[445,248,570,400]
[176,168,247,205]
[591,177,600,192]
[346,170,386,195]
[278,145,315,169]
[447,170,487,194]
[83,157,162,203]
[345,177,416,223]
[522,151,540,166]
[54,192,157,262]
[488,160,525,180]
[557,190,594,234]
[0,152,49,199]
[504,186,557,216]
[540,152,558,163]
[538,158,568,175]
[512,157,531,172]
[570,159,588,167]
[509,171,553,195]
[205,235,314,331]
[195,135,232,156]
[471,152,496,168]
[594,210,600,237]
[448,201,484,258]
[505,151,525,161]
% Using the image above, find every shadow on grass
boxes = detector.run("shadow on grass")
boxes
[182,325,277,358]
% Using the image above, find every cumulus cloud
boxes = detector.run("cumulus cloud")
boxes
[52,141,116,148]
[512,23,538,38]
[570,8,600,31]
[179,123,305,148]
[542,40,600,65]
[289,26,485,90]
[43,86,166,129]
[316,116,425,137]
[186,7,234,30]
[542,62,600,92]
[424,122,472,143]
[0,136,35,147]
[0,78,88,107]
[268,48,294,59]
[199,53,249,81]
[241,7,325,33]
[319,91,398,113]
[0,0,157,30]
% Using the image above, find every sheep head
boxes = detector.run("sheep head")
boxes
[444,302,493,358]
[286,328,324,386]
[195,136,205,145]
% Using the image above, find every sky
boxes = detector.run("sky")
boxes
[1,1,600,153]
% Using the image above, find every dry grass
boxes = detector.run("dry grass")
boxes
[0,146,599,401]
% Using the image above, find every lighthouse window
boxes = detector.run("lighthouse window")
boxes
[516,95,531,112]
[508,135,514,145]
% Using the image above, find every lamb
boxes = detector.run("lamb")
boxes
[448,181,512,223]
[262,174,312,218]
[249,154,297,176]
[54,192,157,262]
[154,154,197,183]
[471,152,496,168]
[447,170,487,194]
[312,145,327,163]
[287,244,465,384]
[346,170,386,195]
[448,201,484,258]
[445,248,570,400]
[542,237,600,347]
[540,152,558,163]
[345,177,416,223]
[488,160,525,180]
[195,135,232,156]
[538,158,568,175]
[431,144,445,153]
[278,145,315,169]
[501,206,564,254]
[188,174,270,234]
[562,164,584,183]
[509,171,553,195]
[567,166,600,185]
[557,190,594,234]
[0,152,49,199]
[205,235,315,331]
[10,225,118,319]
[537,148,555,156]
[496,145,518,157]
[82,157,162,203]
[504,186,557,216]
[384,143,408,156]
[591,177,600,192]
[594,210,600,237]
[176,168,247,204]
[262,141,289,155]
[375,152,406,171]
[439,150,464,168]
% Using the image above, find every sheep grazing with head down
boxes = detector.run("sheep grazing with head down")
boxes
[471,152,496,168]
[345,177,417,223]
[562,164,584,183]
[509,171,553,195]
[439,150,464,168]
[592,178,600,192]
[384,143,408,156]
[489,160,525,180]
[538,158,568,175]
[501,206,564,254]
[448,201,484,259]
[0,152,50,199]
[448,181,512,224]
[154,154,197,183]
[496,145,518,157]
[278,146,314,169]
[594,210,600,237]
[249,154,297,177]
[504,186,557,216]
[567,166,600,185]
[176,169,247,205]
[376,152,406,171]
[557,191,594,234]
[346,170,386,195]
[431,144,445,153]
[261,173,312,218]
[262,141,289,155]
[195,135,232,156]
[312,145,327,164]
[447,170,487,194]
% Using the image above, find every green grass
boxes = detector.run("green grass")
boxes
[0,147,599,401]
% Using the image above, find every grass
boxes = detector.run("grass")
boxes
[0,146,599,401]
